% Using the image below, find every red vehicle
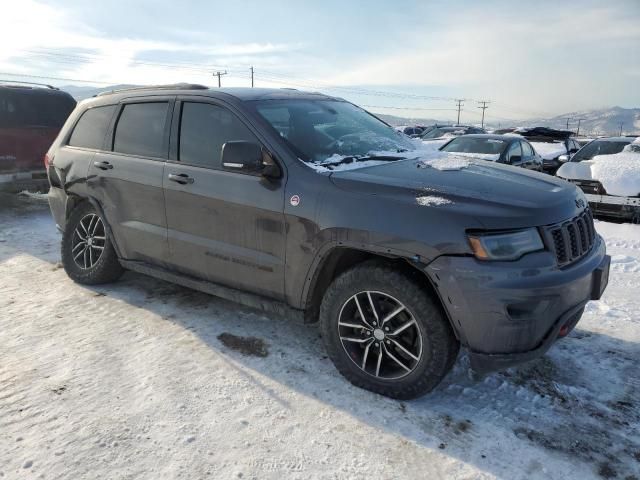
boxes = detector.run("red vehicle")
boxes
[0,81,76,190]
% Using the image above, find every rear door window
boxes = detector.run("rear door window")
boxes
[178,102,258,169]
[113,102,168,158]
[521,141,534,157]
[506,141,522,163]
[68,105,116,150]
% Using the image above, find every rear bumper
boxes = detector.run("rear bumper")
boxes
[426,237,608,373]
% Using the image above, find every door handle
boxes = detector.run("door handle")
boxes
[93,161,113,170]
[168,173,194,185]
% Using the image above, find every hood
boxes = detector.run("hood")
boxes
[330,155,585,229]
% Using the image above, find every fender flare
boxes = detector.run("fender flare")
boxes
[298,240,424,311]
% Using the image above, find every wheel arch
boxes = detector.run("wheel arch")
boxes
[302,245,450,330]
[64,195,123,259]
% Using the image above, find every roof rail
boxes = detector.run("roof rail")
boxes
[0,79,58,89]
[96,83,209,97]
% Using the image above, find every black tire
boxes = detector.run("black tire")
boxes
[320,261,459,400]
[61,202,124,285]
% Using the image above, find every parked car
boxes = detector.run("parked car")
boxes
[506,127,580,174]
[557,137,639,223]
[439,134,543,171]
[420,125,486,140]
[47,85,610,399]
[401,126,424,136]
[0,81,76,191]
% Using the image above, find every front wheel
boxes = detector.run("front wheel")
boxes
[61,202,124,285]
[319,262,459,399]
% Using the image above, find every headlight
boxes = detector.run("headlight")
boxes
[467,228,544,261]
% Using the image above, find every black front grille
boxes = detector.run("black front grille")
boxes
[545,209,596,267]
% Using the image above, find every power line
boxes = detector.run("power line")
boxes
[360,105,458,112]
[13,46,549,119]
[455,99,464,125]
[213,70,227,88]
[477,100,490,129]
[0,71,114,85]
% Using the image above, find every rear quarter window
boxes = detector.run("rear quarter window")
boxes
[113,102,168,158]
[68,105,116,150]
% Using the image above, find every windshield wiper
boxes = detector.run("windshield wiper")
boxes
[318,154,407,169]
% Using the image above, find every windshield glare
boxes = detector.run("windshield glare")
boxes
[571,140,629,161]
[441,137,506,155]
[252,100,415,164]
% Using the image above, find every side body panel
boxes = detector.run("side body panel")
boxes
[163,97,287,299]
[85,96,173,264]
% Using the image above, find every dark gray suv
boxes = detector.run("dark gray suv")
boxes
[46,85,610,399]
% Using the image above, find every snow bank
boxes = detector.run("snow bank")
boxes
[530,142,567,160]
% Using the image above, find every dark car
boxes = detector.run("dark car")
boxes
[46,85,610,399]
[401,126,424,136]
[439,134,543,171]
[420,125,486,140]
[505,127,580,174]
[0,81,76,190]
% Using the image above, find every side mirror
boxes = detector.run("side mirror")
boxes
[509,155,522,164]
[558,154,570,163]
[222,141,281,178]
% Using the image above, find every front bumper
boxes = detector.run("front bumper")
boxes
[584,193,640,222]
[426,236,609,373]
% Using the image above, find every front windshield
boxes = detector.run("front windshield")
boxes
[251,99,415,164]
[441,137,507,155]
[571,140,629,162]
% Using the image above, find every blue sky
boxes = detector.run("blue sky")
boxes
[1,0,639,122]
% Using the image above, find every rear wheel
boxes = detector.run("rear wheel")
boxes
[320,262,459,399]
[61,202,124,285]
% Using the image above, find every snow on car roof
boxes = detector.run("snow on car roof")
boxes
[530,141,567,160]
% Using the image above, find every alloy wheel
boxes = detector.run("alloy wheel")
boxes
[338,291,423,380]
[71,213,106,269]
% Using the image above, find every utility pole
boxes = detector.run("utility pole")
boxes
[455,99,464,125]
[250,66,254,88]
[565,117,571,130]
[575,118,585,136]
[477,100,490,129]
[213,70,227,88]
[619,122,624,136]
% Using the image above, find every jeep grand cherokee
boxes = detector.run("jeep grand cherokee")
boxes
[46,84,610,399]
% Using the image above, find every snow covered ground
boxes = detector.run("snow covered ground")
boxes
[1,193,639,480]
